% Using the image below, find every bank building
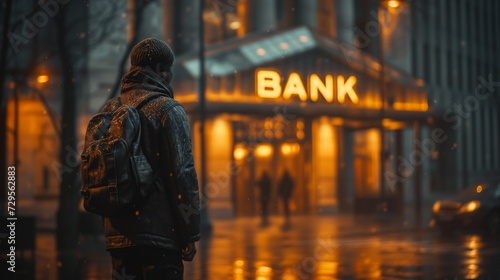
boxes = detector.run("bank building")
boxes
[7,0,500,226]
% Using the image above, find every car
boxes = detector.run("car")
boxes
[432,181,500,235]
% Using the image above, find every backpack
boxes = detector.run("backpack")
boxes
[80,93,166,217]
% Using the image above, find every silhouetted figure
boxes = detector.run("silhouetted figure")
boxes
[257,171,272,226]
[278,170,295,226]
[81,38,200,280]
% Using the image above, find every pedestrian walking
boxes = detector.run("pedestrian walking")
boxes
[278,169,295,227]
[257,171,272,226]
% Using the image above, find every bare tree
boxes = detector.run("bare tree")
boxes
[51,1,89,278]
[1,1,152,277]
[53,0,152,278]
[102,0,150,105]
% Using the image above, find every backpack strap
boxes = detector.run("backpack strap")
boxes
[129,92,178,206]
[135,93,169,110]
[116,92,169,111]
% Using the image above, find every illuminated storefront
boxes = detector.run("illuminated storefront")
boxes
[172,27,433,217]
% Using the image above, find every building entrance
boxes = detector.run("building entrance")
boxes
[231,117,310,217]
[348,128,384,213]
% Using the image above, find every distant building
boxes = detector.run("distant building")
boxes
[159,0,498,218]
[409,0,500,190]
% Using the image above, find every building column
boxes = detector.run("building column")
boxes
[171,0,200,54]
[335,0,355,44]
[162,0,174,45]
[344,130,354,211]
[456,0,467,192]
[394,129,404,212]
[466,1,478,183]
[484,103,492,170]
[492,105,500,169]
[413,121,422,228]
[295,0,317,28]
[253,0,277,32]
[336,126,347,212]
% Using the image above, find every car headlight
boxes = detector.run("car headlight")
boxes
[433,202,441,213]
[459,201,481,213]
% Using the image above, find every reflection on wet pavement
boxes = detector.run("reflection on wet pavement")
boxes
[34,215,500,279]
[182,216,500,279]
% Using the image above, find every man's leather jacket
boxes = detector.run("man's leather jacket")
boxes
[100,66,201,252]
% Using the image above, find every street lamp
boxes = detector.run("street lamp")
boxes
[388,0,400,8]
[377,0,404,212]
[378,0,422,225]
[378,1,388,211]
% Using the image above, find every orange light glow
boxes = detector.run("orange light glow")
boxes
[332,118,344,126]
[256,70,281,99]
[255,144,273,158]
[256,265,273,280]
[280,42,289,49]
[37,75,49,84]
[382,119,407,130]
[256,70,359,104]
[233,145,247,161]
[299,35,308,42]
[281,143,300,156]
[476,185,483,193]
[318,261,339,275]
[233,259,245,280]
[314,119,337,208]
[393,101,429,112]
[229,20,241,30]
[256,48,266,56]
[388,0,399,8]
[337,75,359,104]
[283,72,308,101]
[296,120,304,130]
[310,74,334,102]
[296,131,305,140]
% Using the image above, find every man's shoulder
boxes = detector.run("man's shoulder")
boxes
[148,94,185,124]
[153,95,183,112]
[101,96,120,112]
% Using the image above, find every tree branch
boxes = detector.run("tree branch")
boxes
[99,0,150,110]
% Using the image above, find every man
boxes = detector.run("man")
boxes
[257,171,272,226]
[278,169,294,227]
[100,38,200,279]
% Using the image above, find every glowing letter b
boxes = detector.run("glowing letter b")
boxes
[257,70,281,99]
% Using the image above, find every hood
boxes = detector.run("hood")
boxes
[121,66,174,98]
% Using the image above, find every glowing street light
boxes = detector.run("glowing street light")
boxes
[37,74,49,84]
[388,0,399,8]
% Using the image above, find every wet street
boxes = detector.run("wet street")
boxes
[30,214,500,280]
[183,216,500,280]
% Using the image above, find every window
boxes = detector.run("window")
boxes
[204,0,241,45]
[317,0,336,37]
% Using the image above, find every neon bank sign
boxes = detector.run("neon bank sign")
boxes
[256,69,359,104]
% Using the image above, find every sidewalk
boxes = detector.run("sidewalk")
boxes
[30,208,436,280]
[184,212,436,280]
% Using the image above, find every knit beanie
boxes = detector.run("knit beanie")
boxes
[130,38,175,70]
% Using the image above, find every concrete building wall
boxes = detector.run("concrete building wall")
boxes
[409,0,500,192]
